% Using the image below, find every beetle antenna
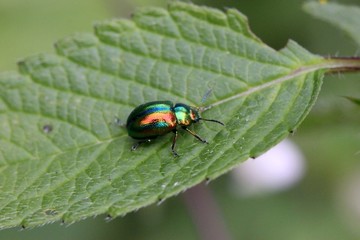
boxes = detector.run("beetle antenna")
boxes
[198,118,224,126]
[201,88,213,104]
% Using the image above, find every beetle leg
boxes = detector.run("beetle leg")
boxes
[131,142,140,151]
[182,127,208,144]
[131,139,151,151]
[171,130,179,157]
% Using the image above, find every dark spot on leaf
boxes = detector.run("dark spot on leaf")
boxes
[21,224,26,230]
[42,124,53,133]
[205,177,211,185]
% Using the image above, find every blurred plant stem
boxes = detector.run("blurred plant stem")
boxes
[183,184,233,240]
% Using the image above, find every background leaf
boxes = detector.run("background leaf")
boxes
[0,2,327,229]
[304,2,360,107]
[345,96,360,106]
[304,1,360,46]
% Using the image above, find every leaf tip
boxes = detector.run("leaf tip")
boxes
[156,198,165,206]
[205,177,211,185]
[344,96,360,106]
[288,129,296,135]
[104,214,113,222]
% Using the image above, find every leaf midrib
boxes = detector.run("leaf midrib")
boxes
[205,61,329,111]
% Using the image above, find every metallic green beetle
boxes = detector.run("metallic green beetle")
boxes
[126,101,223,156]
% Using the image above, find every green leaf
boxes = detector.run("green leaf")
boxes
[304,1,360,46]
[0,2,330,229]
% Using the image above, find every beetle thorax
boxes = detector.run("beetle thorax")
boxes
[173,103,200,126]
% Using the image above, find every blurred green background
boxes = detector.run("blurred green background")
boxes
[1,0,360,239]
